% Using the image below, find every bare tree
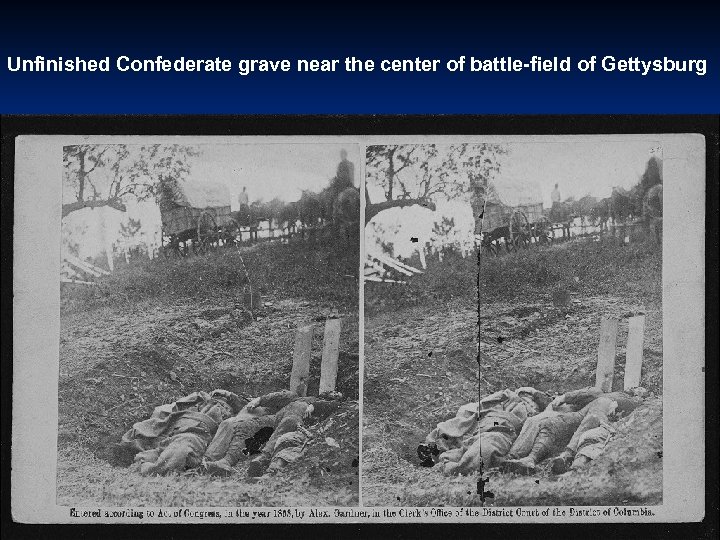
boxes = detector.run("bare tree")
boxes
[62,144,198,219]
[365,143,507,223]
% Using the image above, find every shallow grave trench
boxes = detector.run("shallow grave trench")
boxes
[363,292,663,504]
[59,295,359,472]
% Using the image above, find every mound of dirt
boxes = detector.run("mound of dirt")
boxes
[273,403,360,501]
[587,398,663,501]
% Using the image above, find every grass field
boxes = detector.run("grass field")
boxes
[58,239,359,507]
[363,236,663,507]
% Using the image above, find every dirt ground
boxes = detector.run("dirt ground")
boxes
[363,239,663,507]
[57,242,359,507]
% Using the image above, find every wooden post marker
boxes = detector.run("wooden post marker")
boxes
[595,316,619,392]
[290,325,314,396]
[243,286,252,310]
[243,285,262,311]
[624,315,646,390]
[319,318,342,394]
[250,286,262,311]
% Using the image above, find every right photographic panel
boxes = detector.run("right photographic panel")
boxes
[362,135,702,510]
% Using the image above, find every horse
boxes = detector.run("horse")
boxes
[643,184,663,243]
[319,186,336,224]
[277,201,299,237]
[231,201,270,242]
[549,200,574,239]
[590,198,611,231]
[297,190,324,242]
[331,187,360,250]
[571,195,599,227]
[609,186,633,224]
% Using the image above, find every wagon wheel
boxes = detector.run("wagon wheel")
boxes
[196,212,219,255]
[480,234,499,257]
[220,218,242,247]
[509,210,531,249]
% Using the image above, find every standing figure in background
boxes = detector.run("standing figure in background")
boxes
[551,183,561,206]
[238,186,250,225]
[333,149,355,192]
[238,186,250,208]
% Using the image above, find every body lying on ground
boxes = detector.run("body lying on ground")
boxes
[501,387,642,475]
[418,387,552,476]
[203,389,343,477]
[116,389,244,476]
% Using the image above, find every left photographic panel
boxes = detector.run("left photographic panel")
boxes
[51,140,361,507]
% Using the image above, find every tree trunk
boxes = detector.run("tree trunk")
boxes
[78,150,85,202]
[365,198,436,224]
[64,147,127,218]
[62,199,127,218]
[97,209,115,272]
[386,147,395,200]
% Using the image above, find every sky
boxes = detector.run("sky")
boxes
[195,143,361,208]
[500,140,662,207]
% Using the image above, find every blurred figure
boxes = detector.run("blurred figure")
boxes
[236,186,251,228]
[238,186,250,207]
[551,183,561,205]
[325,149,357,228]
[333,149,355,191]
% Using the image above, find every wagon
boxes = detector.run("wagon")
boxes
[159,178,241,257]
[472,178,552,255]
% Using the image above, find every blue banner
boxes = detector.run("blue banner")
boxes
[1,5,718,113]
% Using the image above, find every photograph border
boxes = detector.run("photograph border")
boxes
[3,115,717,532]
